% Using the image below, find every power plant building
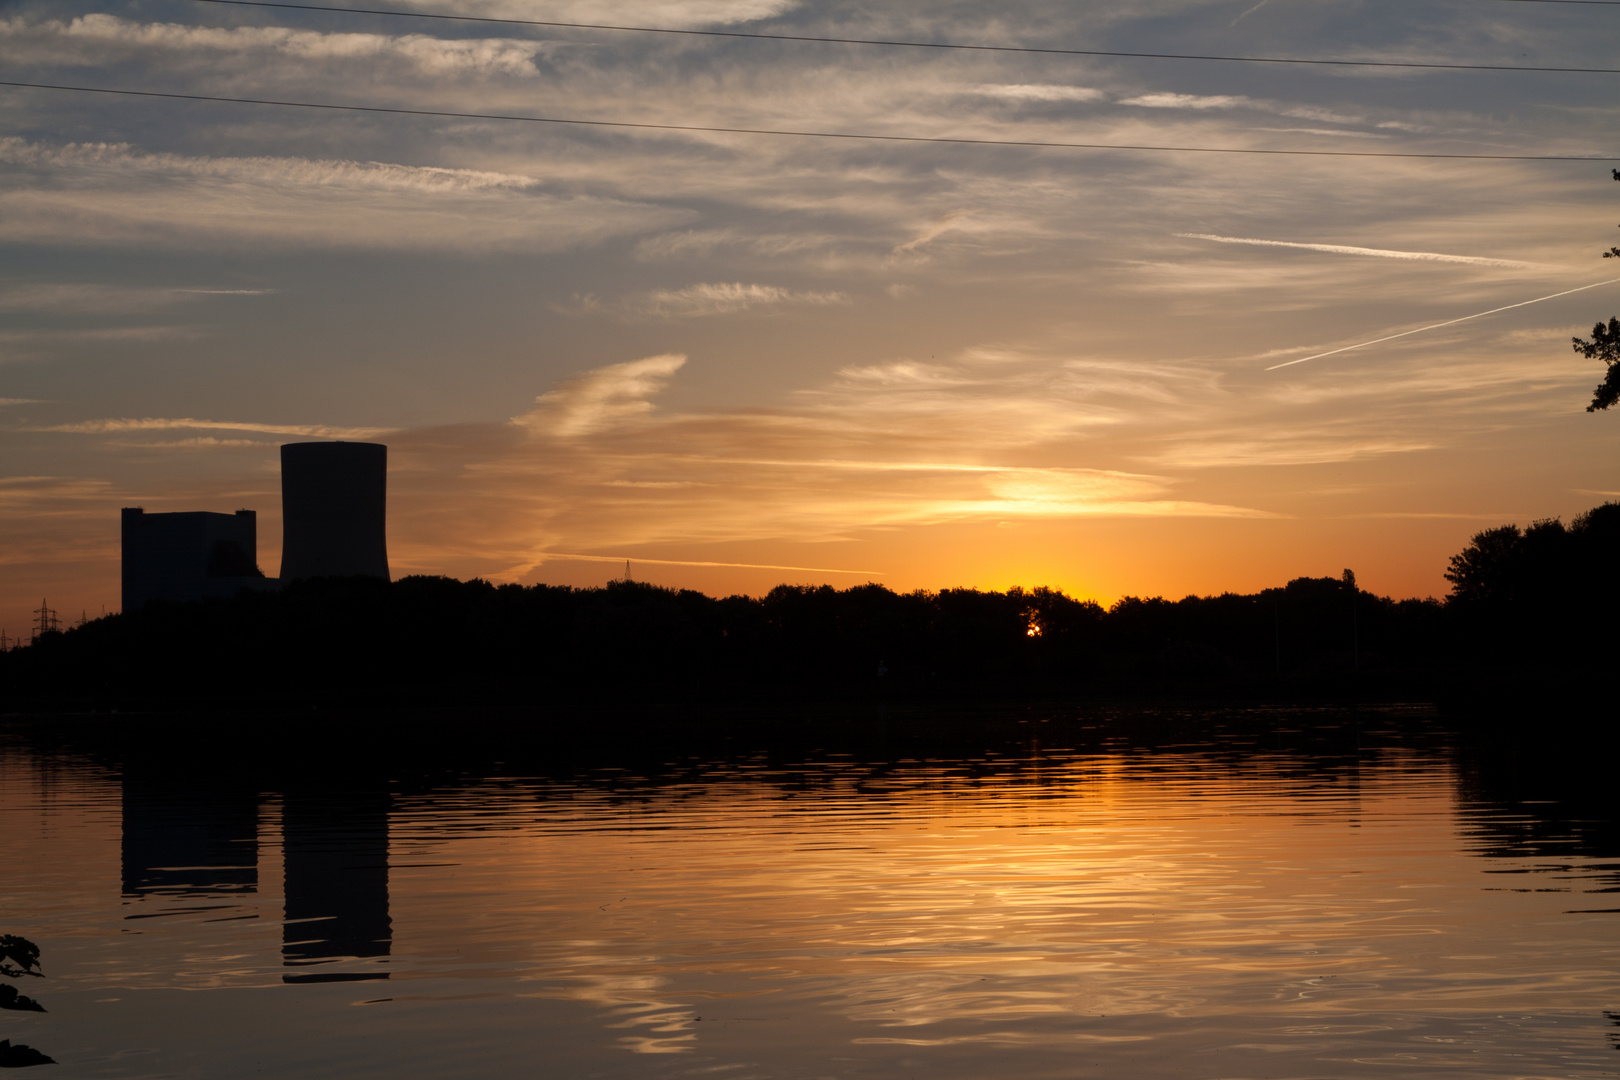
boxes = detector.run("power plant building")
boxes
[121,508,272,612]
[279,441,390,582]
[120,440,390,612]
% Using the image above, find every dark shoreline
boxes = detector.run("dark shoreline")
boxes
[6,499,1613,720]
[6,700,1611,872]
[1,696,1597,763]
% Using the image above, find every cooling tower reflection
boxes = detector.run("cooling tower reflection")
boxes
[281,788,392,983]
[121,768,258,901]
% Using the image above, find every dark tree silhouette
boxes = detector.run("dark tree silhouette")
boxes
[1575,316,1620,411]
[1443,524,1526,604]
[0,940,39,982]
[0,935,51,1067]
[0,988,43,1015]
[1573,169,1620,410]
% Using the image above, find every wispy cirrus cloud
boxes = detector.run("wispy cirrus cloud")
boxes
[1118,93,1424,135]
[0,138,686,252]
[514,354,687,437]
[0,138,544,194]
[892,211,970,256]
[0,475,117,513]
[38,417,389,439]
[403,348,1269,579]
[391,0,798,27]
[1,326,203,362]
[0,282,275,314]
[1177,233,1547,269]
[1144,434,1437,469]
[1255,127,1388,140]
[1120,93,1255,111]
[590,283,850,319]
[631,228,845,263]
[973,84,1107,103]
[0,15,552,77]
[112,437,270,449]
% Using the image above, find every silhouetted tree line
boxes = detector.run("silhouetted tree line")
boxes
[1441,501,1619,692]
[2,503,1614,710]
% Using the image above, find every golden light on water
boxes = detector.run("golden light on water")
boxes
[4,729,1617,1074]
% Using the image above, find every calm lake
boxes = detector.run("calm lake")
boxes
[2,709,1615,1078]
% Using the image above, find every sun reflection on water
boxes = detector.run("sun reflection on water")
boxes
[1,721,1616,1078]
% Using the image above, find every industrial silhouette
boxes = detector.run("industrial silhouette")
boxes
[279,442,390,583]
[113,767,391,984]
[281,788,392,983]
[120,508,268,612]
[120,441,389,612]
[121,770,259,900]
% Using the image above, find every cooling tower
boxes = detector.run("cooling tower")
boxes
[279,441,390,582]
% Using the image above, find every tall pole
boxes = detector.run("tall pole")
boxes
[1342,569,1360,673]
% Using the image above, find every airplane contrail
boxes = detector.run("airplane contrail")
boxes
[1178,232,1542,268]
[1266,277,1620,370]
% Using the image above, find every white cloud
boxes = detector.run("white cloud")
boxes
[633,283,849,318]
[1146,435,1436,468]
[833,361,974,389]
[892,211,969,256]
[1119,93,1255,111]
[1112,93,1425,135]
[392,0,798,28]
[973,84,1107,103]
[40,417,389,438]
[514,353,687,437]
[111,437,269,449]
[1256,127,1388,140]
[1,138,540,194]
[2,15,550,77]
[1276,104,1375,127]
[632,229,838,262]
[0,138,686,252]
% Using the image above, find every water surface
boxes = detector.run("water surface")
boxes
[2,711,1615,1078]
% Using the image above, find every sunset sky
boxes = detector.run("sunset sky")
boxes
[2,0,1617,633]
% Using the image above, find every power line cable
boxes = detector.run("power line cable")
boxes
[5,81,1616,160]
[181,0,1620,73]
